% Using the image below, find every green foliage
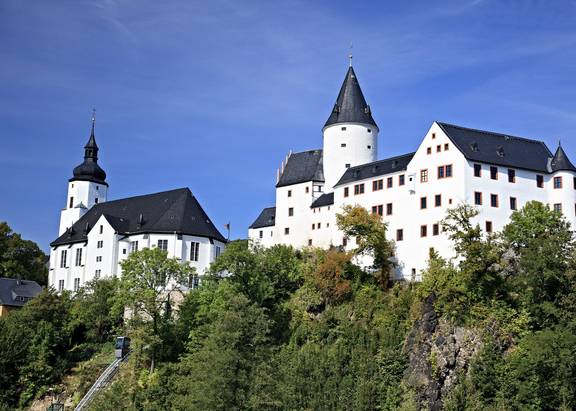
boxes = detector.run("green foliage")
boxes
[0,221,47,285]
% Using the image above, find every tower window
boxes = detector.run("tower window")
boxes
[396,229,403,241]
[368,129,372,133]
[367,145,371,149]
[284,227,290,235]
[288,207,294,216]
[99,225,103,234]
[554,176,563,189]
[341,127,347,131]
[345,163,350,168]
[96,185,99,190]
[341,143,347,147]
[97,240,103,248]
[288,190,292,197]
[95,198,99,204]
[69,197,74,208]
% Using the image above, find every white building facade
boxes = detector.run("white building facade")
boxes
[49,118,226,292]
[249,65,576,281]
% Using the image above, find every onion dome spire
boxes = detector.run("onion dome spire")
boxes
[324,63,378,130]
[550,141,576,172]
[70,110,108,186]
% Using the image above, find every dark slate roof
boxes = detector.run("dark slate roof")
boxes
[70,121,108,186]
[249,207,276,229]
[51,188,226,246]
[324,66,378,130]
[437,122,553,173]
[550,144,576,172]
[335,152,415,187]
[0,278,42,308]
[311,192,334,208]
[276,150,324,188]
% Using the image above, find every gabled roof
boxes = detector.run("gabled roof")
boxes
[51,188,226,246]
[335,152,415,187]
[437,122,553,173]
[249,207,276,229]
[276,150,324,188]
[550,144,576,172]
[311,192,334,208]
[0,278,42,308]
[324,66,378,130]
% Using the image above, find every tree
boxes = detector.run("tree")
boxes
[118,247,195,371]
[336,205,395,289]
[0,221,47,285]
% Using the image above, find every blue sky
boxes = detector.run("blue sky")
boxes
[1,0,575,252]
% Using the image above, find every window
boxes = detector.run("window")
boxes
[508,169,516,183]
[354,183,365,195]
[75,248,82,266]
[312,223,315,230]
[510,197,517,210]
[341,143,347,147]
[387,177,393,188]
[288,190,292,197]
[436,145,441,152]
[58,280,64,292]
[344,187,349,197]
[122,249,126,255]
[69,197,74,208]
[188,274,200,289]
[343,237,348,247]
[427,147,432,155]
[367,145,371,149]
[367,129,372,133]
[420,169,428,183]
[474,192,482,205]
[288,207,294,216]
[190,242,200,261]
[95,269,101,279]
[554,176,563,189]
[284,227,290,235]
[432,133,436,139]
[474,164,482,177]
[420,225,427,237]
[445,165,453,177]
[435,194,442,207]
[94,198,99,204]
[420,197,427,209]
[433,223,440,236]
[99,225,103,234]
[96,256,102,262]
[574,177,576,189]
[259,230,263,239]
[341,126,347,131]
[444,143,449,151]
[490,166,498,180]
[386,203,393,215]
[345,164,350,168]
[438,164,453,179]
[372,205,383,216]
[396,229,403,241]
[438,166,444,179]
[537,175,544,188]
[60,250,67,268]
[97,240,103,248]
[96,185,99,190]
[73,278,80,291]
[318,222,321,229]
[130,241,138,253]
[399,174,405,186]
[215,246,221,258]
[158,239,168,251]
[305,186,309,193]
[485,221,493,233]
[490,194,499,208]
[554,203,562,212]
[373,179,383,191]
[308,239,312,246]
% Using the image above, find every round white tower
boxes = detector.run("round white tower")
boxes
[58,113,108,235]
[322,65,379,190]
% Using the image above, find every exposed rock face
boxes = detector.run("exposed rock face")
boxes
[403,295,482,410]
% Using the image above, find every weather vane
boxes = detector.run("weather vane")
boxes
[348,43,353,67]
[91,108,96,124]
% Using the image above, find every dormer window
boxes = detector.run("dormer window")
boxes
[470,142,479,152]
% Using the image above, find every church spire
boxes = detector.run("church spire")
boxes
[323,62,378,130]
[70,111,107,185]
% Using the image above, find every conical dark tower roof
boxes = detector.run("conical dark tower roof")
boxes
[70,114,108,186]
[551,143,576,172]
[324,66,378,130]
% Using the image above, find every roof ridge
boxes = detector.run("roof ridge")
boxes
[93,187,190,207]
[436,121,547,146]
[346,152,416,171]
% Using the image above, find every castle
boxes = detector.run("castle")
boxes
[48,115,227,292]
[248,63,576,281]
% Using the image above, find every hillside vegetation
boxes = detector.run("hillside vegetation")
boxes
[1,201,576,410]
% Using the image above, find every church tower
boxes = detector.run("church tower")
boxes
[322,61,378,190]
[58,112,108,235]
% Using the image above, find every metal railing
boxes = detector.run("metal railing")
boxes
[74,351,130,411]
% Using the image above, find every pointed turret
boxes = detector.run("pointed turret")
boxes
[70,112,107,185]
[551,142,576,172]
[324,66,378,130]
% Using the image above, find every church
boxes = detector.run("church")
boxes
[48,116,227,292]
[249,61,576,281]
